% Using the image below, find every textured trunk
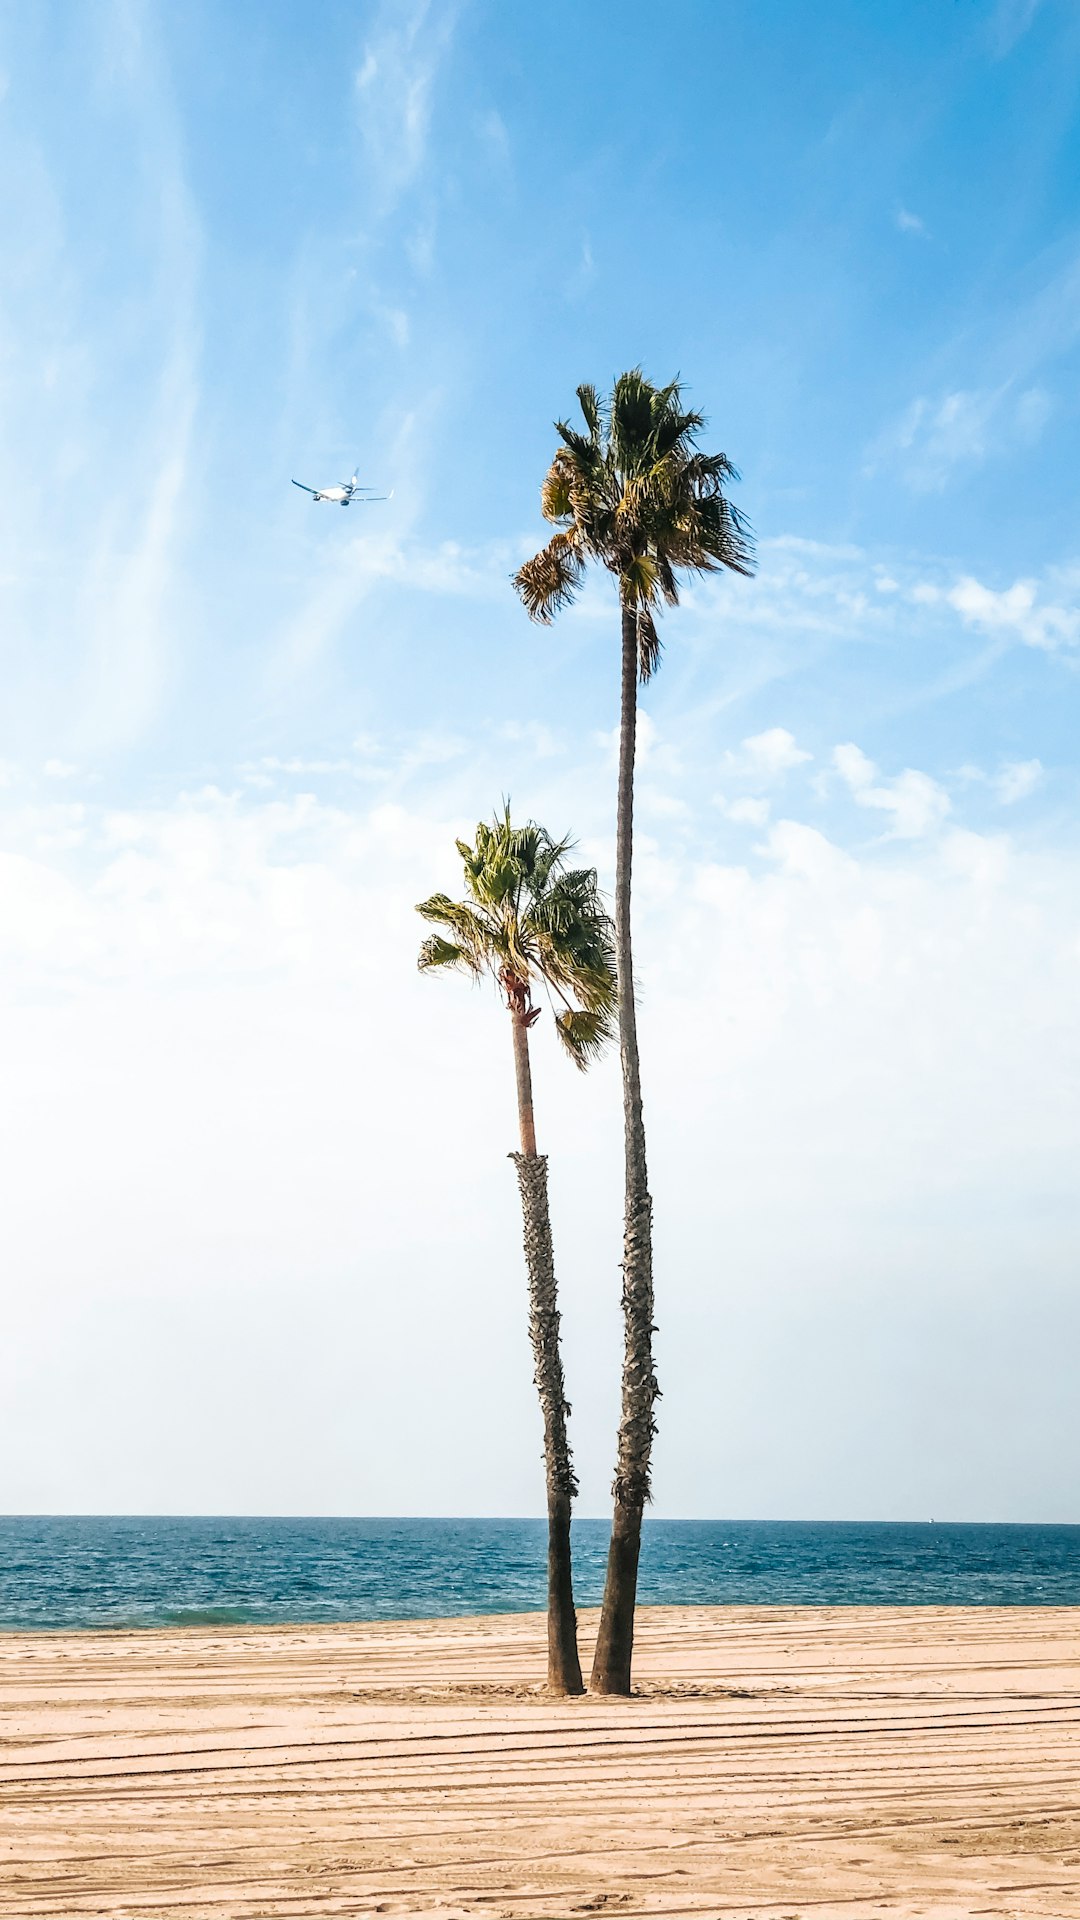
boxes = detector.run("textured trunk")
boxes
[510,1016,584,1697]
[589,604,657,1697]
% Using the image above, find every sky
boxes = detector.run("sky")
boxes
[2,0,1080,1521]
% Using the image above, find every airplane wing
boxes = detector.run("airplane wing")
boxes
[291,479,318,494]
[357,492,392,502]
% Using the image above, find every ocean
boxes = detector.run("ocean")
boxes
[1,1516,1078,1630]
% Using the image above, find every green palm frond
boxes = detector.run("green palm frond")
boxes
[620,552,662,609]
[415,894,494,972]
[515,369,755,680]
[416,812,617,1074]
[417,933,473,974]
[531,867,618,1022]
[575,382,602,436]
[610,368,656,473]
[555,1007,615,1070]
[554,420,599,469]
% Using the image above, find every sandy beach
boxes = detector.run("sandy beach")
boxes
[2,1604,1079,1919]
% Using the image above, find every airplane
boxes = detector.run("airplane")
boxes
[291,471,392,507]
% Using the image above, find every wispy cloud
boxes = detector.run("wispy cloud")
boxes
[0,0,201,757]
[80,27,200,751]
[475,107,511,170]
[565,236,596,302]
[991,0,1044,56]
[270,516,522,685]
[894,206,927,236]
[995,758,1044,804]
[868,384,1051,491]
[354,0,458,213]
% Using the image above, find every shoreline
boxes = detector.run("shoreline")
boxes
[4,1590,1080,1637]
[4,1603,1080,1916]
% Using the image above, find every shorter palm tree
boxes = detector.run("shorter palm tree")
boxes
[417,807,616,1696]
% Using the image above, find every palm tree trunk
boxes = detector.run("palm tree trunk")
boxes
[510,1014,584,1697]
[589,603,657,1697]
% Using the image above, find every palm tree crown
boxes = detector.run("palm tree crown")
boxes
[513,368,754,679]
[417,808,617,1068]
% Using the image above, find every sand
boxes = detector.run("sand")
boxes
[2,1605,1079,1919]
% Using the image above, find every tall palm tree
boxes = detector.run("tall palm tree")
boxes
[514,372,754,1694]
[416,807,617,1697]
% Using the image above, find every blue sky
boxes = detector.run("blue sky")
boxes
[3,0,1080,1519]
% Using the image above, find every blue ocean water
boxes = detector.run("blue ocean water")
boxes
[1,1517,1078,1630]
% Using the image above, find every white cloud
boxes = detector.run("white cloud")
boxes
[43,759,79,780]
[995,758,1044,804]
[243,756,360,780]
[719,795,771,827]
[895,206,926,236]
[4,774,1080,1519]
[761,817,856,885]
[832,743,950,839]
[946,576,1080,652]
[728,727,812,778]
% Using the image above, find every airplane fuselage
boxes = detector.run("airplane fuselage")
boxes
[313,486,352,504]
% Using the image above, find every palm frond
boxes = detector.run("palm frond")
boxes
[513,532,586,622]
[610,368,657,475]
[554,420,599,469]
[652,404,705,461]
[540,450,578,523]
[620,552,661,608]
[654,550,679,607]
[531,867,618,1015]
[576,382,602,436]
[686,493,756,577]
[555,1006,616,1070]
[418,813,617,1076]
[417,933,473,974]
[415,894,494,971]
[636,606,661,682]
[682,449,741,491]
[518,369,755,672]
